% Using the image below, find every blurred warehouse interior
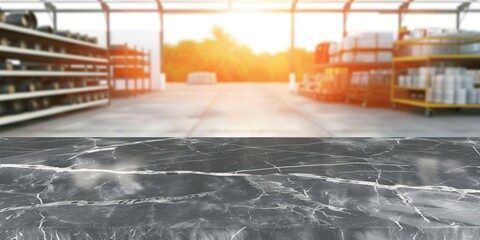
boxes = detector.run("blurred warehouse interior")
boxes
[0,0,480,137]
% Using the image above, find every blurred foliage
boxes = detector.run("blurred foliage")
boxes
[165,26,314,82]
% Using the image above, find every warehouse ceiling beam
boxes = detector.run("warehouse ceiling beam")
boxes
[342,0,354,38]
[456,0,475,30]
[0,8,464,14]
[40,0,58,30]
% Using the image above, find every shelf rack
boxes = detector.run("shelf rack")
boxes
[0,20,109,126]
[311,60,392,105]
[391,36,480,117]
[109,44,152,98]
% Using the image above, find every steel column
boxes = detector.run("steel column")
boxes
[99,0,112,104]
[457,1,474,30]
[156,0,165,91]
[398,0,413,39]
[42,1,58,30]
[289,0,299,91]
[290,0,298,74]
[342,0,354,38]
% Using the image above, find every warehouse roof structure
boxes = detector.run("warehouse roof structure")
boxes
[1,0,479,76]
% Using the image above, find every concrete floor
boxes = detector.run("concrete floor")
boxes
[1,83,480,137]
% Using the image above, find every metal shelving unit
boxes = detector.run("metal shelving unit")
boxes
[391,36,480,117]
[312,60,392,104]
[0,17,109,126]
[110,44,151,97]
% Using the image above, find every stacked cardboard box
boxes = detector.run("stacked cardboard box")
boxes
[351,70,391,86]
[401,28,480,56]
[317,68,349,95]
[339,32,393,63]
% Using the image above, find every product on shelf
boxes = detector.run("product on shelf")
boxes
[0,61,13,70]
[75,94,84,104]
[341,52,392,63]
[55,30,72,38]
[328,32,394,64]
[11,40,27,49]
[400,28,480,56]
[91,93,99,101]
[37,25,54,33]
[5,11,37,29]
[88,37,98,44]
[0,10,108,125]
[83,93,92,102]
[76,79,87,87]
[0,37,9,46]
[45,81,60,90]
[351,70,391,86]
[15,80,36,92]
[40,98,51,109]
[0,82,15,94]
[61,81,75,89]
[342,32,393,50]
[315,68,349,97]
[0,10,5,23]
[62,95,75,105]
[26,99,40,111]
[0,102,6,116]
[9,100,25,114]
[71,32,82,40]
[315,42,333,65]
[399,66,479,104]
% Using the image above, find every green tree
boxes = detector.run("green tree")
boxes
[165,26,314,82]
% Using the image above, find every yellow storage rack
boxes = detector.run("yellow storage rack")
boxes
[391,36,480,117]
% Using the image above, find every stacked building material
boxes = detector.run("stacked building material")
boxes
[110,44,152,97]
[187,72,217,85]
[398,67,480,104]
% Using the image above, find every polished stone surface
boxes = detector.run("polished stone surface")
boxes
[0,138,480,239]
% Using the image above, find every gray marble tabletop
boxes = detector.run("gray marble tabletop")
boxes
[0,138,479,240]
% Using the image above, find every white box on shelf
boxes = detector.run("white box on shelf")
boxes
[408,68,419,76]
[399,76,406,86]
[445,67,457,76]
[427,89,435,102]
[443,75,456,89]
[433,75,445,89]
[328,43,339,55]
[405,76,412,87]
[341,53,354,62]
[460,43,480,54]
[355,53,376,62]
[454,76,464,89]
[411,76,419,87]
[478,89,480,104]
[455,89,467,104]
[443,89,455,104]
[434,89,443,103]
[418,76,428,87]
[377,52,392,62]
[463,75,475,89]
[419,67,436,76]
[467,89,478,104]
[342,36,356,50]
